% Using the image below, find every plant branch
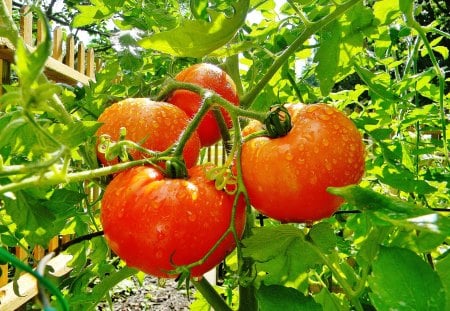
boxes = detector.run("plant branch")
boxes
[240,0,362,108]
[192,277,232,311]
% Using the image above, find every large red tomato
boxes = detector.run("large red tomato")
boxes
[100,165,246,278]
[96,98,200,168]
[241,103,365,223]
[167,63,239,147]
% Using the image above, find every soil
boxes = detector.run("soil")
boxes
[95,275,195,310]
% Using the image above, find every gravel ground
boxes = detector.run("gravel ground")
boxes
[96,275,195,310]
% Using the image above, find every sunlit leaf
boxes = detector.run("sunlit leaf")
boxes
[369,246,445,310]
[139,0,249,57]
[257,284,321,311]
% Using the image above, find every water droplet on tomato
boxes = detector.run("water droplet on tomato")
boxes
[325,107,335,115]
[325,161,332,171]
[156,251,163,259]
[187,211,196,222]
[310,175,318,185]
[318,114,330,121]
[323,138,329,147]
[306,105,319,113]
[313,146,319,154]
[285,152,293,161]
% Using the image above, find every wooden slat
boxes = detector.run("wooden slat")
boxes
[20,6,33,46]
[48,237,59,253]
[65,35,75,68]
[5,0,12,14]
[52,27,63,61]
[0,44,92,85]
[0,254,73,311]
[86,48,95,78]
[0,264,7,288]
[76,42,85,74]
[32,246,45,262]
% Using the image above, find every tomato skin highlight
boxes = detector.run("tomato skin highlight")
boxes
[95,98,201,168]
[241,103,366,223]
[167,63,240,147]
[100,165,246,278]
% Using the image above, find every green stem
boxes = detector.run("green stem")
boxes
[230,114,258,311]
[172,93,213,157]
[240,0,362,108]
[157,81,267,122]
[192,278,232,311]
[212,107,232,153]
[0,158,153,195]
[405,12,448,166]
[0,247,69,311]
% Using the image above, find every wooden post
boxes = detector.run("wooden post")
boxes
[5,0,12,14]
[76,42,86,74]
[86,48,95,78]
[20,6,33,46]
[52,27,63,61]
[65,34,75,68]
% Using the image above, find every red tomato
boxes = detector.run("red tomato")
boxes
[100,165,246,278]
[241,103,365,223]
[96,98,200,168]
[167,63,239,147]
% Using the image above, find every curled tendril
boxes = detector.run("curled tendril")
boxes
[205,166,238,195]
[264,104,293,138]
[165,157,188,179]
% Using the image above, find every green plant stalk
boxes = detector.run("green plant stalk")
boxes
[230,114,258,311]
[172,93,214,158]
[157,81,267,122]
[404,11,448,166]
[0,247,69,311]
[240,0,362,108]
[0,157,153,195]
[192,277,233,311]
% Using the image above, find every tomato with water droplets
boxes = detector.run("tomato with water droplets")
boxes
[100,164,246,278]
[241,103,365,223]
[167,63,239,147]
[96,98,200,168]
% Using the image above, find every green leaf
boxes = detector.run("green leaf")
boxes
[353,62,402,102]
[308,222,336,253]
[139,0,249,57]
[314,20,341,95]
[242,225,322,285]
[328,185,450,235]
[314,288,348,311]
[368,246,445,310]
[72,0,117,28]
[50,120,102,149]
[190,0,209,20]
[2,189,66,246]
[435,253,450,311]
[378,166,437,195]
[257,284,322,311]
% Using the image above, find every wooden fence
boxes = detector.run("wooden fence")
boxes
[0,1,227,310]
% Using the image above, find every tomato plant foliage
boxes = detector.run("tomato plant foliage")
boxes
[0,0,449,310]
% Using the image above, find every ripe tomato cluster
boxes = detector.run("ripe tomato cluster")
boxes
[96,63,366,279]
[96,63,245,278]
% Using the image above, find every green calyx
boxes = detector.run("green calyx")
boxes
[165,157,188,179]
[264,104,293,138]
